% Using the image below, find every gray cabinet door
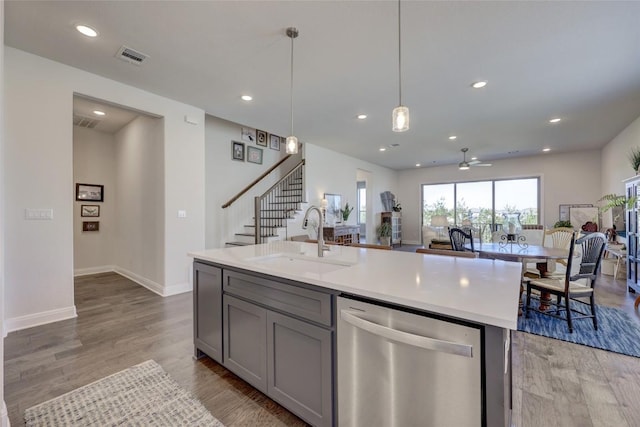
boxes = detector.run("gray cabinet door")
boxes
[223,294,268,393]
[193,262,222,362]
[267,310,333,427]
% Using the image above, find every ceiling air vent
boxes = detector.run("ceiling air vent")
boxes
[73,114,100,129]
[115,45,149,65]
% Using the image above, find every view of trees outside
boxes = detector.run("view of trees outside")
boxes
[358,187,366,224]
[422,178,539,242]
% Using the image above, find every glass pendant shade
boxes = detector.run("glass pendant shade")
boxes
[285,135,298,154]
[392,105,409,132]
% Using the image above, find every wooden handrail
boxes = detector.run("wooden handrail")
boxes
[222,154,292,208]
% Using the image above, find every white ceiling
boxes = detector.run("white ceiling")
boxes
[73,95,140,134]
[6,1,640,170]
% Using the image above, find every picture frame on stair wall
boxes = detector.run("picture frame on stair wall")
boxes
[232,141,245,161]
[247,146,263,164]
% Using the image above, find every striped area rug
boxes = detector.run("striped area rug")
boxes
[25,360,224,426]
[518,300,640,358]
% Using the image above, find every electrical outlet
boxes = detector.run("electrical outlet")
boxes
[178,210,187,218]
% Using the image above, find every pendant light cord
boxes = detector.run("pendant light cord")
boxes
[290,31,295,136]
[398,0,402,106]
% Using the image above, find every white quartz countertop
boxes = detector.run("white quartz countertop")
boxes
[189,241,522,330]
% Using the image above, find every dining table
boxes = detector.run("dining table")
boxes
[469,242,570,313]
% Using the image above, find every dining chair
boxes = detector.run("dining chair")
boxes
[524,232,607,333]
[449,227,474,252]
[348,243,392,250]
[416,248,479,258]
[524,227,575,278]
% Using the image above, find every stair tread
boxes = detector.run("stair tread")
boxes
[235,232,277,237]
[226,241,253,246]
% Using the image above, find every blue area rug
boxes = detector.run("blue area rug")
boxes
[518,300,640,358]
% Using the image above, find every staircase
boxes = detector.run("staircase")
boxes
[224,159,305,247]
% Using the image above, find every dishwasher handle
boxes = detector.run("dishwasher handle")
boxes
[340,309,473,358]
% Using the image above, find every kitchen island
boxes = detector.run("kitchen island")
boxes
[189,241,522,427]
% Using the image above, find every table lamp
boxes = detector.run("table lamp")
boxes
[430,215,449,240]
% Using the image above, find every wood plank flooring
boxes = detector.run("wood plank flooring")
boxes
[4,270,640,426]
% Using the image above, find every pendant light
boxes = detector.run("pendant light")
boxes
[392,0,409,132]
[285,27,299,154]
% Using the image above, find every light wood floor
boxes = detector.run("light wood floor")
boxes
[4,270,640,426]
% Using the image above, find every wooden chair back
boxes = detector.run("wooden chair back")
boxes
[416,248,479,258]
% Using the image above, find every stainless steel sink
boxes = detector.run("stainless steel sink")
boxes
[248,253,355,274]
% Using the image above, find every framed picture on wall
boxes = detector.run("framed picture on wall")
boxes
[232,141,245,161]
[247,146,263,164]
[81,205,100,217]
[241,127,256,143]
[256,129,268,147]
[269,133,280,151]
[76,183,104,202]
[82,221,100,232]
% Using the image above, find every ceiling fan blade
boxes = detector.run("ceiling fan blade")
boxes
[468,159,481,165]
[473,163,492,167]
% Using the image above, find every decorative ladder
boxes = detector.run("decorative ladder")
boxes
[223,158,305,246]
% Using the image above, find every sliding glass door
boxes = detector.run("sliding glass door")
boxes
[422,177,539,243]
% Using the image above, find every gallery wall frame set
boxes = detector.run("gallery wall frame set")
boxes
[76,183,104,202]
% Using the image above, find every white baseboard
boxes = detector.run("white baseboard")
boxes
[1,400,9,427]
[113,268,191,297]
[5,305,77,334]
[114,267,165,296]
[74,265,116,277]
[163,281,192,296]
[7,268,191,333]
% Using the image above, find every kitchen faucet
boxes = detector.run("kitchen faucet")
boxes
[302,205,329,257]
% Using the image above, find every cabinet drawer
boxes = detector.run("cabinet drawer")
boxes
[223,270,332,327]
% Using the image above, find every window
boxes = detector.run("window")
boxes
[357,181,366,225]
[422,177,539,242]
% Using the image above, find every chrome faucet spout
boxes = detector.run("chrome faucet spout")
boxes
[303,205,328,257]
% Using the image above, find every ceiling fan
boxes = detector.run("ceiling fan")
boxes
[459,148,492,170]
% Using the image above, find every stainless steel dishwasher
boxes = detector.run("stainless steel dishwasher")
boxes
[337,295,483,427]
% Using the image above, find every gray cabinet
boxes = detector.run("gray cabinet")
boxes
[223,269,334,427]
[223,295,268,393]
[267,310,332,427]
[193,262,335,427]
[193,262,222,362]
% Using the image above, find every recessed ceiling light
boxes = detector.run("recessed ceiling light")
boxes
[415,163,421,167]
[93,110,106,116]
[357,114,367,120]
[379,148,386,152]
[449,136,457,140]
[543,148,551,152]
[76,25,98,38]
[549,117,561,123]
[471,81,487,89]
[241,95,253,101]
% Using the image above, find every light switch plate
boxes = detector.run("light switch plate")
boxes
[25,208,54,220]
[178,210,187,218]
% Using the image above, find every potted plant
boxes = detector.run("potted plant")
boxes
[553,220,573,229]
[377,222,392,246]
[340,202,354,222]
[630,147,640,174]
